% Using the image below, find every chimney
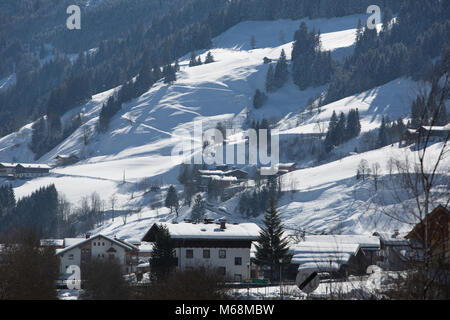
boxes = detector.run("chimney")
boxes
[85,233,91,239]
[220,219,226,230]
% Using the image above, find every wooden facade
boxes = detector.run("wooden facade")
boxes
[406,205,450,268]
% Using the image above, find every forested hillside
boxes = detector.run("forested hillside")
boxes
[0,0,402,139]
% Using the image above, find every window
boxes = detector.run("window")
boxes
[219,250,226,259]
[68,254,74,260]
[186,249,194,259]
[102,242,105,246]
[234,274,242,282]
[235,257,242,265]
[93,242,96,246]
[203,249,210,259]
[218,267,226,276]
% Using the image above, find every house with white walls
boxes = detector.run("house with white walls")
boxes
[54,234,139,276]
[142,220,260,282]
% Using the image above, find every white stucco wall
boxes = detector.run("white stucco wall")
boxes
[175,247,251,281]
[58,236,131,276]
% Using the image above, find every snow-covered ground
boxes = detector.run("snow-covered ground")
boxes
[232,270,403,300]
[0,14,447,240]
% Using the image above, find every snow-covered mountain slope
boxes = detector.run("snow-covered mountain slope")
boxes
[278,78,418,135]
[0,14,446,239]
[276,142,449,235]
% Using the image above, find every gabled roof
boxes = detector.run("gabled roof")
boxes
[55,234,135,256]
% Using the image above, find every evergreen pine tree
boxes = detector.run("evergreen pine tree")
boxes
[165,185,179,216]
[253,89,267,109]
[163,64,176,84]
[149,225,175,281]
[189,52,197,67]
[335,112,347,145]
[204,52,215,64]
[324,111,339,152]
[273,49,288,90]
[254,197,292,281]
[191,194,206,222]
[265,64,275,93]
[377,116,388,147]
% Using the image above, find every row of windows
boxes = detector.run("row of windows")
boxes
[66,253,115,261]
[185,249,242,265]
[189,266,242,282]
[93,242,106,246]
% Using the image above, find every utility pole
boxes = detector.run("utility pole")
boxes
[279,258,283,300]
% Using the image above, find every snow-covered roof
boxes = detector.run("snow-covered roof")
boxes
[198,170,225,175]
[420,125,450,132]
[138,262,150,268]
[290,241,359,266]
[302,235,380,249]
[298,262,341,272]
[40,239,64,247]
[373,232,409,246]
[289,235,380,270]
[201,175,237,182]
[278,163,296,167]
[147,222,260,240]
[15,163,51,169]
[55,154,79,159]
[56,234,135,256]
[64,238,86,247]
[0,162,15,168]
[125,238,142,246]
[0,162,50,169]
[224,169,248,174]
[211,176,237,182]
[138,243,154,253]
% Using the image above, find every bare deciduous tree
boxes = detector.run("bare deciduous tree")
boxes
[357,159,371,181]
[374,61,449,299]
[110,194,117,222]
[371,162,381,191]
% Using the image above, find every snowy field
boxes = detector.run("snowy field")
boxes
[232,270,403,300]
